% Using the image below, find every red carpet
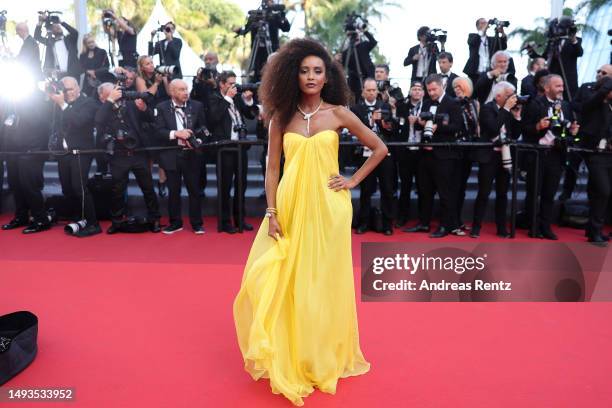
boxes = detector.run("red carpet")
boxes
[1,215,611,407]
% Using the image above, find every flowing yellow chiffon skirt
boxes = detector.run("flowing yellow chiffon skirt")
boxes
[233,130,370,406]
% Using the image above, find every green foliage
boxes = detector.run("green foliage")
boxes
[86,0,248,65]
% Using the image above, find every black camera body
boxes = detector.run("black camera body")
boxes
[425,28,448,46]
[245,2,286,29]
[103,128,138,155]
[547,16,577,39]
[344,12,368,33]
[235,82,260,94]
[197,66,219,82]
[187,126,211,148]
[488,18,510,28]
[38,10,62,30]
[419,112,449,142]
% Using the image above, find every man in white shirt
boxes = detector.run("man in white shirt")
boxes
[33,14,79,78]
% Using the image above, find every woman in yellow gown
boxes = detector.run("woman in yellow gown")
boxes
[233,38,388,406]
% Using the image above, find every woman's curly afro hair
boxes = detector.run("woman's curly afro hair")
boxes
[258,38,350,131]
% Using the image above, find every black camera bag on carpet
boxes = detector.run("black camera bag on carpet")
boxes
[0,311,38,385]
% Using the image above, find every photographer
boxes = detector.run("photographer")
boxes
[34,12,79,78]
[154,79,207,234]
[453,77,479,232]
[136,55,170,106]
[78,33,110,98]
[475,50,517,105]
[149,22,182,79]
[1,91,52,234]
[49,76,101,237]
[102,10,138,68]
[522,74,579,240]
[463,18,509,85]
[403,26,438,82]
[190,51,219,110]
[351,78,396,235]
[236,0,290,81]
[207,71,259,234]
[95,83,161,234]
[396,81,425,229]
[470,81,522,238]
[580,76,612,245]
[15,22,41,77]
[520,57,547,98]
[540,16,583,100]
[341,14,377,102]
[407,74,463,238]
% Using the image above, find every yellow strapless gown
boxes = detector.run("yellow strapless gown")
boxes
[233,130,370,406]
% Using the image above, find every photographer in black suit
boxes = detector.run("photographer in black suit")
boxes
[15,22,41,77]
[463,18,509,85]
[581,76,612,245]
[351,78,396,235]
[404,26,438,82]
[396,81,425,228]
[342,26,378,102]
[475,50,517,105]
[1,92,51,234]
[470,81,522,238]
[522,74,579,240]
[102,10,138,68]
[154,79,207,234]
[149,22,182,79]
[208,71,259,234]
[407,74,463,238]
[34,14,79,78]
[95,83,161,234]
[542,17,583,100]
[49,76,101,237]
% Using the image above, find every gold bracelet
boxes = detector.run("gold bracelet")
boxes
[265,207,277,213]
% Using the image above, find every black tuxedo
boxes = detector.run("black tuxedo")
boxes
[440,72,459,98]
[522,95,576,230]
[571,81,597,121]
[403,43,438,81]
[17,35,41,76]
[351,100,396,230]
[463,33,508,80]
[474,72,518,105]
[520,74,538,98]
[56,95,98,224]
[417,95,462,231]
[472,101,521,230]
[154,99,207,228]
[34,22,79,78]
[149,37,183,78]
[207,91,258,230]
[581,83,612,237]
[96,101,160,223]
[395,99,425,222]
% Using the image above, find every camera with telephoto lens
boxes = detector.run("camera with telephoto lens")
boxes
[244,1,286,30]
[488,18,510,28]
[155,65,178,77]
[419,111,449,143]
[186,126,211,149]
[38,10,62,30]
[64,220,88,235]
[122,91,152,101]
[547,16,577,39]
[344,12,368,33]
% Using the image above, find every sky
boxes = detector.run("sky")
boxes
[2,0,587,90]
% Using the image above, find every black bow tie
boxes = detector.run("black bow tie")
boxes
[174,105,186,110]
[441,74,449,78]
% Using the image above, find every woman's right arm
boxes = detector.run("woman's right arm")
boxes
[266,118,283,240]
